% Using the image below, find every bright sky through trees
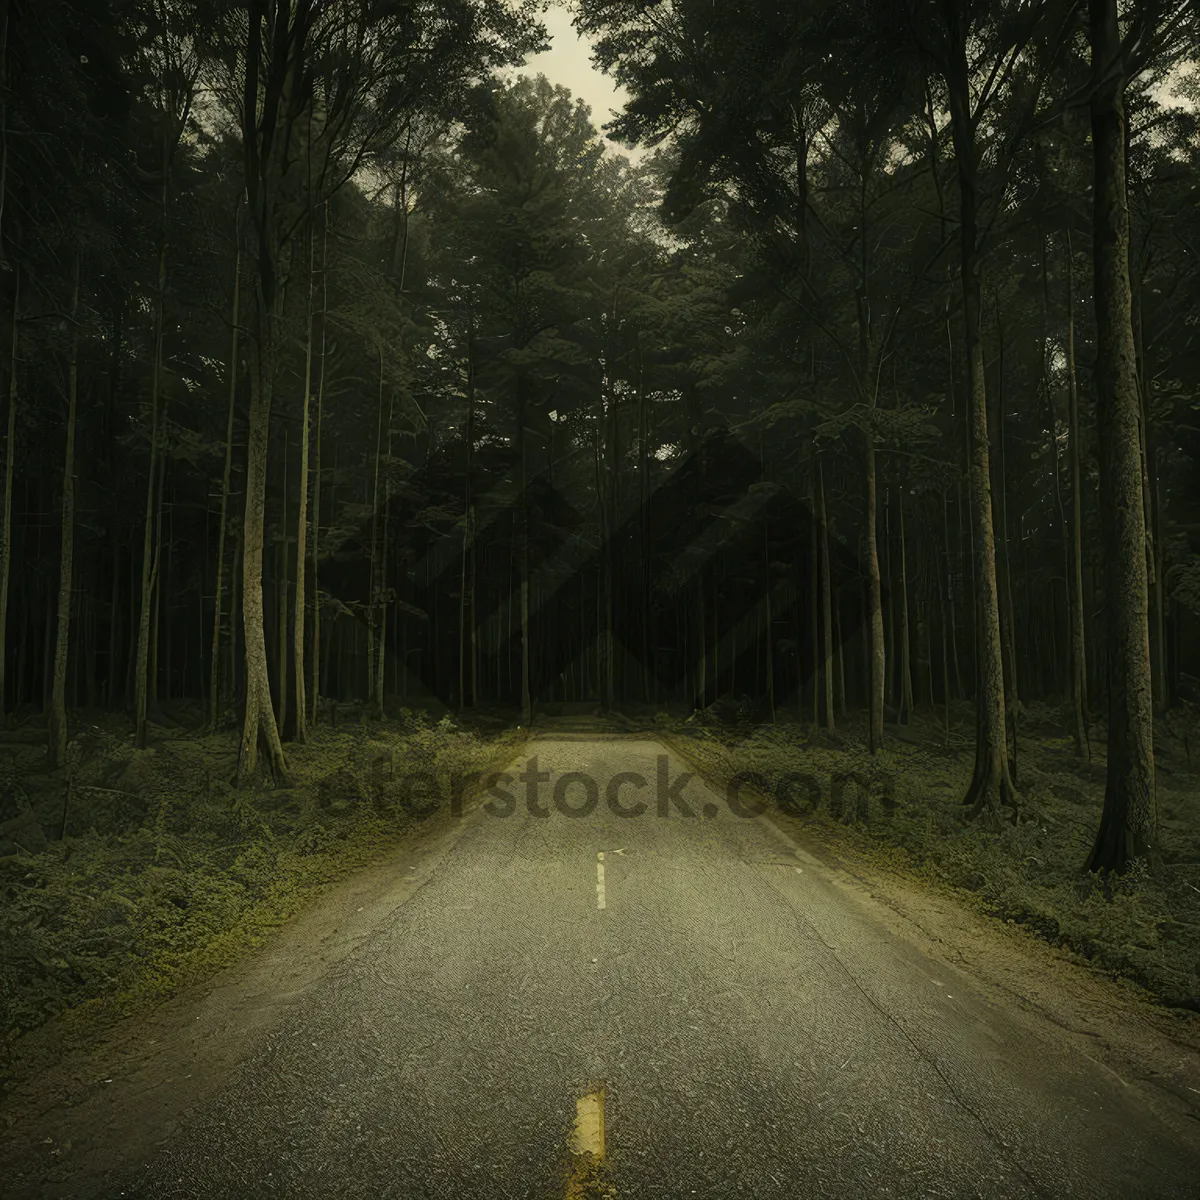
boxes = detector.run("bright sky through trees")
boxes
[506,3,637,156]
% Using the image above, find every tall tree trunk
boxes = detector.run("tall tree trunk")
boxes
[291,220,315,741]
[366,358,383,705]
[834,580,847,719]
[47,254,80,769]
[374,386,393,721]
[519,380,531,725]
[817,461,834,730]
[149,451,167,713]
[236,299,290,785]
[309,202,328,729]
[459,326,476,710]
[947,41,1017,817]
[236,0,298,787]
[209,199,241,730]
[1085,0,1154,874]
[0,266,17,723]
[865,438,885,750]
[994,316,1020,775]
[809,451,820,725]
[940,486,953,739]
[275,434,288,735]
[1065,231,1089,757]
[637,333,650,703]
[763,519,775,723]
[1132,290,1167,715]
[106,535,120,708]
[135,232,168,749]
[898,485,914,725]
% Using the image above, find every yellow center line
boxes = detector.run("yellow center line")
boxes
[565,1083,614,1199]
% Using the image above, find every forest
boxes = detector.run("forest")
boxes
[2,0,1200,1051]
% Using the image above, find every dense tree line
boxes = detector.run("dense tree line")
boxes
[1,0,1198,877]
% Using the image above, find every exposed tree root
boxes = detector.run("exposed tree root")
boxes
[962,750,1020,827]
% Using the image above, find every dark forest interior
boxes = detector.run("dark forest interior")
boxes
[2,0,1200,1110]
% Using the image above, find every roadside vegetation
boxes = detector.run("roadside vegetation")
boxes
[660,704,1200,1013]
[0,705,519,1085]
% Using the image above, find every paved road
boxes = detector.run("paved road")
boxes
[30,736,1200,1197]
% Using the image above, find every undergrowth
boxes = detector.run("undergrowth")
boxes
[0,709,519,1075]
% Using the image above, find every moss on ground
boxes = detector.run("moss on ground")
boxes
[657,703,1200,1012]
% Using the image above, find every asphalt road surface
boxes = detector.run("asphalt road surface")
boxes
[10,734,1200,1198]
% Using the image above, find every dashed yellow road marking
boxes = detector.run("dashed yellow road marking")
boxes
[572,1086,605,1157]
[565,1083,614,1199]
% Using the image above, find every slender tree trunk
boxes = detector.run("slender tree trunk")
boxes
[947,45,1017,816]
[518,379,532,724]
[994,316,1020,775]
[1065,231,1089,756]
[366,359,383,705]
[865,438,885,750]
[275,434,288,735]
[1130,274,1160,712]
[763,521,774,722]
[817,462,834,730]
[209,199,241,730]
[940,486,952,739]
[162,502,173,704]
[135,233,168,749]
[374,387,393,721]
[106,535,120,708]
[309,202,328,729]
[149,451,166,713]
[832,535,846,719]
[809,453,820,725]
[47,254,80,769]
[898,485,914,724]
[1085,0,1154,873]
[459,328,475,710]
[0,266,17,723]
[637,334,650,703]
[885,488,896,707]
[237,298,290,786]
[290,223,315,740]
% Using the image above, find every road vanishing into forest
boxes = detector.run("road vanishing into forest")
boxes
[5,730,1200,1199]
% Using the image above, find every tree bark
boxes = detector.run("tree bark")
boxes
[1085,0,1154,873]
[809,451,820,725]
[898,484,914,725]
[0,266,17,723]
[275,435,289,736]
[865,437,885,751]
[237,300,290,786]
[135,230,168,749]
[817,461,834,730]
[292,217,315,741]
[209,198,241,730]
[1065,230,1089,757]
[459,325,476,710]
[946,37,1017,817]
[236,0,302,787]
[47,254,80,769]
[374,385,393,721]
[309,201,328,728]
